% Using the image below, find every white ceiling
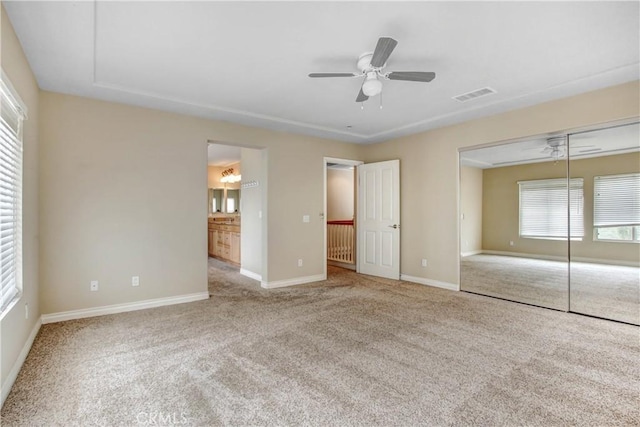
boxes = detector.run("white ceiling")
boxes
[207,144,241,167]
[4,1,639,144]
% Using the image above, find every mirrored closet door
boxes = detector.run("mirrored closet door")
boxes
[459,138,570,310]
[460,121,639,325]
[568,123,639,324]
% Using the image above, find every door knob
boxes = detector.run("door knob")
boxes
[389,224,400,229]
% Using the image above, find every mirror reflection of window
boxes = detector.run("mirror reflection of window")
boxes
[226,189,240,213]
[212,189,224,213]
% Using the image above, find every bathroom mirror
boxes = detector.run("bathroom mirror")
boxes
[211,188,224,213]
[226,189,240,213]
[208,188,240,214]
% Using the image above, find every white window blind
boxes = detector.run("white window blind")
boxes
[1,74,25,314]
[594,173,640,227]
[519,178,584,239]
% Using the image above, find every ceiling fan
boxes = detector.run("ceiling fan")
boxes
[308,37,436,103]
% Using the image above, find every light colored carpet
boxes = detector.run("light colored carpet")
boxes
[461,254,640,325]
[2,258,639,426]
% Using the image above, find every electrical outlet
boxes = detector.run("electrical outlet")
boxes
[302,215,310,223]
[421,259,428,267]
[297,259,303,267]
[90,280,99,291]
[132,276,140,287]
[509,240,515,246]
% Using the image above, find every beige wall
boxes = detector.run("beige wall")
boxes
[460,166,483,256]
[363,81,640,286]
[1,5,40,400]
[327,168,355,221]
[39,90,362,311]
[39,93,209,313]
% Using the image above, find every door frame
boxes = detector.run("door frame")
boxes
[323,157,364,278]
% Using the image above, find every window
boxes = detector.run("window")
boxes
[594,173,640,242]
[0,73,26,315]
[519,178,584,240]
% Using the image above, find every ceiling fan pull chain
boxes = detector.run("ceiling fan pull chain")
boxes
[379,91,383,109]
[361,102,364,110]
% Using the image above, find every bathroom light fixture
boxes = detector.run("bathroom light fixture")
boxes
[220,168,241,183]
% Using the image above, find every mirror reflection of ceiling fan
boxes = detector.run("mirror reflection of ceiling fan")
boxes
[308,36,436,103]
[530,136,597,161]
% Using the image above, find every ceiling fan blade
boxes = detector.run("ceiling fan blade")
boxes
[309,73,359,78]
[370,37,398,68]
[387,71,436,82]
[356,87,369,103]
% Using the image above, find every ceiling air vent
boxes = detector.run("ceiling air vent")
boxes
[453,87,496,102]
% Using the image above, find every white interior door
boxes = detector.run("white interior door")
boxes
[357,160,400,279]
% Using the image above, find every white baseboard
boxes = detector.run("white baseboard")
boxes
[240,268,262,282]
[261,274,326,289]
[1,317,41,408]
[461,250,483,257]
[571,256,639,268]
[401,274,459,291]
[41,292,210,324]
[482,250,567,262]
[480,250,638,267]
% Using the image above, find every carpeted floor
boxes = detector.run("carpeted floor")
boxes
[461,254,640,325]
[2,258,639,426]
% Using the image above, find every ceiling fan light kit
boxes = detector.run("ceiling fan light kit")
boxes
[362,73,382,97]
[309,36,436,103]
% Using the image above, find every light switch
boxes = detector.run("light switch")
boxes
[303,215,310,223]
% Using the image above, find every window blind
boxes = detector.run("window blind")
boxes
[0,76,25,313]
[594,173,640,227]
[519,178,584,239]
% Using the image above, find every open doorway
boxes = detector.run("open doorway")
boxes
[207,143,265,284]
[324,158,362,276]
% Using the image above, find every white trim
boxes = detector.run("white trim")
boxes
[41,292,209,324]
[324,157,363,167]
[461,250,483,257]
[401,274,459,291]
[476,250,638,267]
[482,250,567,262]
[324,156,363,280]
[1,318,41,408]
[1,69,28,118]
[571,256,639,268]
[261,274,325,289]
[240,268,262,282]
